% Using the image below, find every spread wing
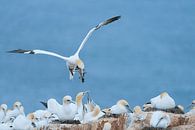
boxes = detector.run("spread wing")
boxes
[8,49,69,61]
[75,16,121,55]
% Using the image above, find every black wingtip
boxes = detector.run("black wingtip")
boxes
[7,49,35,54]
[105,15,121,24]
[40,101,48,108]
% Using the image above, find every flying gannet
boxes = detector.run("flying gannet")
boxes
[8,16,121,83]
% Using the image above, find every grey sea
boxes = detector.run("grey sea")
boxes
[0,0,195,113]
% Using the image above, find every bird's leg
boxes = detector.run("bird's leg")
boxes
[78,68,85,83]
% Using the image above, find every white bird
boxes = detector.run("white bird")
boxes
[150,111,171,129]
[44,96,77,121]
[0,123,13,130]
[185,100,195,116]
[148,92,176,110]
[110,99,133,114]
[12,115,35,130]
[8,16,121,83]
[132,106,146,121]
[27,112,52,129]
[0,104,7,122]
[82,105,105,123]
[3,101,25,123]
[74,91,88,121]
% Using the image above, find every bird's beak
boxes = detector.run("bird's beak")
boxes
[125,105,133,113]
[84,91,89,95]
[70,100,76,104]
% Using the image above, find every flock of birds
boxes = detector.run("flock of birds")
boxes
[0,91,194,129]
[4,16,195,129]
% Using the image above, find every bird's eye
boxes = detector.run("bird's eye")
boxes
[67,100,70,102]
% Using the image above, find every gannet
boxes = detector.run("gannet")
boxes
[150,92,175,109]
[8,16,121,83]
[0,104,7,122]
[150,111,171,129]
[132,106,146,121]
[43,96,77,121]
[0,123,13,130]
[82,105,105,123]
[74,91,88,121]
[85,92,96,112]
[185,100,195,116]
[110,99,133,115]
[12,115,35,130]
[27,112,52,129]
[3,101,25,123]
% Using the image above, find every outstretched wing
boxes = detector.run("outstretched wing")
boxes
[8,49,69,61]
[75,16,121,55]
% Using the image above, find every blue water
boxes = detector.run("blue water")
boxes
[0,0,195,113]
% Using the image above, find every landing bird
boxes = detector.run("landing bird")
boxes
[8,16,121,83]
[150,111,171,129]
[0,104,7,122]
[110,99,133,115]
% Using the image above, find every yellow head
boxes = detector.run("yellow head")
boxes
[133,106,142,114]
[63,95,73,105]
[117,99,129,107]
[13,101,22,109]
[0,104,7,112]
[27,113,35,121]
[160,92,168,99]
[76,59,84,69]
[76,91,87,106]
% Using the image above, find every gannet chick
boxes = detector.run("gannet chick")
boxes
[110,99,133,115]
[103,122,112,130]
[0,104,7,122]
[3,101,25,123]
[82,105,105,123]
[133,106,146,121]
[150,111,171,129]
[12,115,35,130]
[74,91,88,121]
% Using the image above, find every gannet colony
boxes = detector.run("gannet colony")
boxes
[3,16,195,129]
